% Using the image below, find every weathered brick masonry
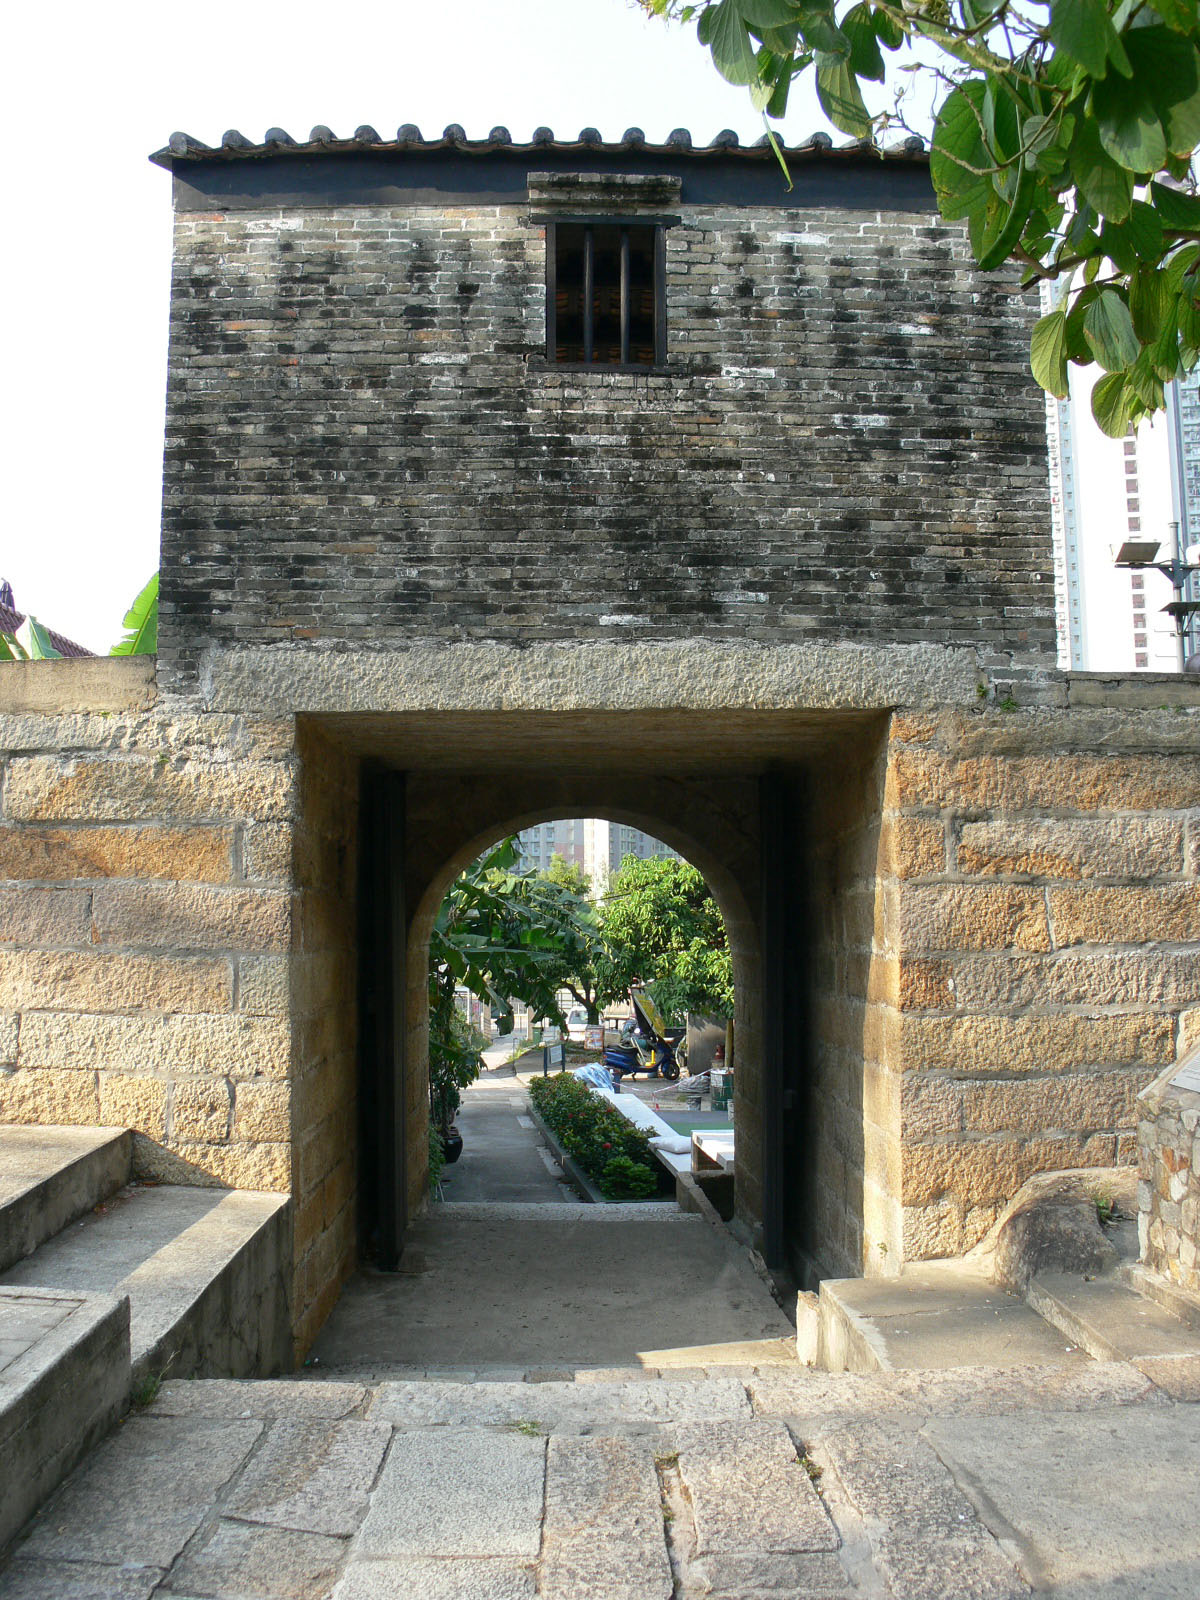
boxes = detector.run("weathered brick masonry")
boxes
[157,138,1053,690]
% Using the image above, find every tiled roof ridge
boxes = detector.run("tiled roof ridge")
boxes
[151,124,926,168]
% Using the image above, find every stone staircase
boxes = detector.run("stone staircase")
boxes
[0,1124,290,1551]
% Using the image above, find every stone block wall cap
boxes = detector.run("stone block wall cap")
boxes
[1137,1054,1200,1113]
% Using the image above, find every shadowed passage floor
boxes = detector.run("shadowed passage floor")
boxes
[307,1070,796,1374]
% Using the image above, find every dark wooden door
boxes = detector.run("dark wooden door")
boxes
[760,771,809,1272]
[357,768,408,1269]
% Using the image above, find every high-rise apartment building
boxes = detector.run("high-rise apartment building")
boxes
[513,819,677,886]
[1046,361,1194,672]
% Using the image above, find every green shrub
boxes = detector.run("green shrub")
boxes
[529,1073,659,1201]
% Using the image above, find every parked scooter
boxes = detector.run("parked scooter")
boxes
[603,988,684,1081]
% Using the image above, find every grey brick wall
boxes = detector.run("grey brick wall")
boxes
[160,193,1054,686]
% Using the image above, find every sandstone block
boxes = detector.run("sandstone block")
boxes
[0,656,155,716]
[92,883,291,953]
[169,1138,292,1191]
[171,1078,234,1142]
[950,950,1200,1011]
[241,822,293,882]
[235,1082,292,1142]
[957,817,1184,881]
[0,1067,99,1124]
[889,748,1200,814]
[897,882,1051,953]
[901,1197,964,1259]
[880,813,945,878]
[0,824,234,883]
[99,1072,168,1136]
[0,885,92,946]
[958,1069,1149,1137]
[237,955,290,1015]
[0,951,233,1013]
[3,755,293,824]
[897,1010,1175,1076]
[0,1013,16,1065]
[1048,885,1200,948]
[17,1010,291,1080]
[902,1132,1118,1206]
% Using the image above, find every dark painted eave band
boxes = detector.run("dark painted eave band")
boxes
[158,132,935,214]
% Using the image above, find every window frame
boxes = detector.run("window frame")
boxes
[544,216,668,372]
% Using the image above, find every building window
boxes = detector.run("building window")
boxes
[547,222,666,368]
[1136,652,1149,666]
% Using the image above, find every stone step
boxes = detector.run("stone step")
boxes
[0,1286,129,1553]
[0,1180,292,1383]
[0,1125,131,1274]
[817,1263,1092,1373]
[1027,1270,1200,1364]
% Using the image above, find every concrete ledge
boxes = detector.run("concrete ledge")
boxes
[0,1286,130,1552]
[0,1126,131,1274]
[0,657,156,715]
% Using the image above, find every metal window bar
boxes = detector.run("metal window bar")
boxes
[547,222,665,367]
[583,229,594,365]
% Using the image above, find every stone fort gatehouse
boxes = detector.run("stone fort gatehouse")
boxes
[1,126,1197,1356]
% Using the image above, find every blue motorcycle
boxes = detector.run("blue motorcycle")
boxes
[603,988,683,1081]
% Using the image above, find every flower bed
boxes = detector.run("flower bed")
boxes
[528,1072,659,1201]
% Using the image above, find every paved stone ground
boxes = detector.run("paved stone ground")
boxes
[2,1361,1198,1598]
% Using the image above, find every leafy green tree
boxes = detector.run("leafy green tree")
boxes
[428,838,602,1128]
[535,855,628,1023]
[599,855,733,1022]
[642,0,1200,434]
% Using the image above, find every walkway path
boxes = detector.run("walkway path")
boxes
[3,1359,1198,1598]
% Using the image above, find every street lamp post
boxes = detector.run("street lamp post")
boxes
[1114,524,1200,673]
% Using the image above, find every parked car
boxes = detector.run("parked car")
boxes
[566,1006,589,1042]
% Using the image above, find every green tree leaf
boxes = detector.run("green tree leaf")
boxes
[1070,116,1134,221]
[815,53,872,136]
[1091,371,1134,436]
[738,0,801,26]
[1030,308,1070,398]
[706,0,760,85]
[841,2,884,81]
[110,573,159,656]
[1084,288,1142,370]
[931,82,993,222]
[1047,0,1132,79]
[1123,25,1200,156]
[1152,180,1200,231]
[1093,70,1168,174]
[1145,0,1196,31]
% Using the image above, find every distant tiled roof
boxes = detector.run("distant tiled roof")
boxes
[0,598,94,658]
[151,125,926,170]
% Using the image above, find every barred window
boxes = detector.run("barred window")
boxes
[546,222,665,368]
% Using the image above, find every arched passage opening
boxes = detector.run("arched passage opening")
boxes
[408,805,758,1207]
[292,708,891,1358]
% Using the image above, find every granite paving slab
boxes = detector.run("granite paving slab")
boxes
[148,1379,368,1421]
[367,1376,752,1432]
[926,1404,1200,1600]
[220,1419,392,1536]
[334,1556,537,1600]
[749,1360,1158,1426]
[351,1430,545,1560]
[0,1561,161,1600]
[671,1419,839,1556]
[10,1416,261,1569]
[161,1521,349,1600]
[539,1435,673,1600]
[820,1421,1026,1600]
